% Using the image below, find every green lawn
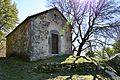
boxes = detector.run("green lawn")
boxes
[0,54,70,80]
[0,54,118,80]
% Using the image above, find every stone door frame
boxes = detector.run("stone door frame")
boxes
[49,30,61,54]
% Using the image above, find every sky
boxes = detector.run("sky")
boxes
[12,0,49,23]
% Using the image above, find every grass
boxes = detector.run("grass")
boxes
[61,55,93,64]
[48,75,94,80]
[0,54,70,80]
[0,54,117,80]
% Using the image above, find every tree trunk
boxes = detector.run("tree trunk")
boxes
[76,43,84,56]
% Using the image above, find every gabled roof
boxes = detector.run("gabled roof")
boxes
[6,7,68,37]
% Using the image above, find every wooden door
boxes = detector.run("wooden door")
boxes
[52,34,58,54]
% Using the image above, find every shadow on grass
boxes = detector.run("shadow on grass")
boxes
[0,54,115,80]
[0,54,71,80]
[34,62,112,80]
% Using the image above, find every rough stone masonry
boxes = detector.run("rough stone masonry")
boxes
[6,7,72,61]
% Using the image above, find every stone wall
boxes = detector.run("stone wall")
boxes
[6,20,30,60]
[29,9,72,61]
[6,8,72,61]
[28,13,50,61]
[47,9,72,54]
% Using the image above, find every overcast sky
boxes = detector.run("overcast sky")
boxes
[12,0,49,23]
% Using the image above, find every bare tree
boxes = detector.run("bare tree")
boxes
[47,0,120,56]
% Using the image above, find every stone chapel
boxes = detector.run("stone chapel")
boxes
[6,7,72,61]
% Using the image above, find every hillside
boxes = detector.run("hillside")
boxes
[0,54,119,80]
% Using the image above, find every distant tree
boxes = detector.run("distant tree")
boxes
[104,47,117,57]
[48,0,120,56]
[95,49,109,59]
[0,0,18,49]
[95,47,117,59]
[86,51,95,57]
[113,39,120,53]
